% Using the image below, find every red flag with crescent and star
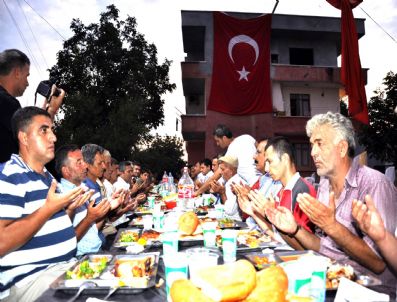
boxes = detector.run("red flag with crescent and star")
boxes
[208,12,272,115]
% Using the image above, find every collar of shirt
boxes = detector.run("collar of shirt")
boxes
[60,178,77,192]
[345,159,359,189]
[284,172,300,191]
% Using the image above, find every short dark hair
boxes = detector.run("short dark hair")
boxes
[213,124,233,139]
[0,49,30,76]
[55,144,80,177]
[11,106,51,140]
[131,161,141,168]
[111,157,119,165]
[119,161,132,172]
[200,158,212,167]
[265,136,296,165]
[81,143,104,165]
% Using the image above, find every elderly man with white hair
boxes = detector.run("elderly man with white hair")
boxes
[211,155,246,221]
[268,111,397,297]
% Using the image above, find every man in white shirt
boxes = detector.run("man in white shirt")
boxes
[194,124,260,196]
[113,161,133,191]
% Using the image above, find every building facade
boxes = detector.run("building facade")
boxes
[181,10,366,176]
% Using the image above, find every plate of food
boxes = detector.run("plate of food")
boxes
[276,251,383,290]
[244,251,282,270]
[52,252,160,294]
[326,263,382,290]
[134,206,152,215]
[216,229,281,252]
[217,218,248,229]
[113,228,142,248]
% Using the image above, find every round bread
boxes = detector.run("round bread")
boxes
[194,259,257,301]
[170,279,215,302]
[178,211,199,235]
[245,265,288,302]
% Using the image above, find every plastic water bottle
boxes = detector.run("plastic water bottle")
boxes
[178,167,194,209]
[168,172,176,193]
[161,171,169,197]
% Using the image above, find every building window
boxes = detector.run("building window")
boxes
[290,94,311,116]
[293,143,311,168]
[182,26,205,61]
[183,78,205,115]
[289,48,314,65]
[271,54,279,63]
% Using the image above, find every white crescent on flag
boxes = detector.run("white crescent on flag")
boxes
[228,34,259,64]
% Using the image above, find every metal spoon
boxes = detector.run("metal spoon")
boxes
[67,281,97,302]
[103,286,118,300]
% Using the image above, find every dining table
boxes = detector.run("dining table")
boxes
[35,212,388,302]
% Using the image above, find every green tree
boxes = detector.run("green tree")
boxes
[358,71,397,166]
[133,135,186,181]
[49,5,176,160]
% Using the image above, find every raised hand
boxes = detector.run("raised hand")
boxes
[352,195,386,242]
[86,198,111,222]
[45,86,65,118]
[248,190,274,216]
[265,206,297,234]
[44,180,84,213]
[210,180,225,195]
[66,190,94,217]
[237,194,254,217]
[297,191,337,233]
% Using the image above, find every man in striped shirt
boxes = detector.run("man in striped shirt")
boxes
[0,107,89,301]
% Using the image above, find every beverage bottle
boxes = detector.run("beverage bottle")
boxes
[178,167,194,209]
[168,172,176,193]
[161,171,169,197]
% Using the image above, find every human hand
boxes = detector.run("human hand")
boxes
[44,180,84,213]
[109,189,125,210]
[352,195,386,242]
[210,180,225,195]
[248,190,274,216]
[136,193,146,204]
[46,85,65,118]
[66,189,94,212]
[265,206,297,234]
[231,181,250,200]
[86,198,111,222]
[297,191,337,233]
[237,194,254,217]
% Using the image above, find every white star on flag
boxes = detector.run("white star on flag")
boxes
[237,66,250,81]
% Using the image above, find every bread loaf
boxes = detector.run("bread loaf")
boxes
[170,279,215,302]
[178,211,199,235]
[193,259,256,301]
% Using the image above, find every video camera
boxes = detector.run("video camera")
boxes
[34,80,61,106]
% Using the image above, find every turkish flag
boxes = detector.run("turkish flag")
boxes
[208,12,272,115]
[327,0,369,124]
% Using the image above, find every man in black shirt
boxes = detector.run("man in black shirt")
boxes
[0,49,65,163]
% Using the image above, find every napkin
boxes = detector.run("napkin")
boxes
[334,277,389,302]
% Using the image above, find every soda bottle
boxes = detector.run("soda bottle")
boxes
[178,167,194,209]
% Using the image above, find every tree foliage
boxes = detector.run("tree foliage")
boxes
[133,135,186,181]
[49,5,176,160]
[358,71,397,166]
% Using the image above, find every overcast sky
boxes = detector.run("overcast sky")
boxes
[1,0,396,136]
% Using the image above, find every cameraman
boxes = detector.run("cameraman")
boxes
[0,49,65,163]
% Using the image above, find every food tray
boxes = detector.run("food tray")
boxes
[218,220,248,230]
[275,250,382,290]
[216,231,282,253]
[113,228,142,248]
[134,207,152,215]
[51,252,160,294]
[244,251,282,270]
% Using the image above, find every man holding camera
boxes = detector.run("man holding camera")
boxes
[0,48,65,163]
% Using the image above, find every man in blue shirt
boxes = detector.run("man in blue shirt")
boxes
[55,144,111,256]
